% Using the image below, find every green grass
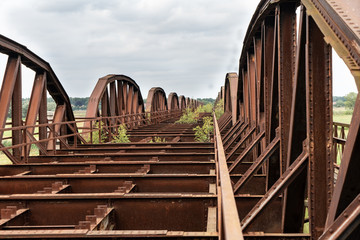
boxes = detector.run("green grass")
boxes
[333,107,352,165]
[333,114,352,124]
[73,110,86,118]
[0,155,12,165]
[333,107,352,124]
[303,207,309,233]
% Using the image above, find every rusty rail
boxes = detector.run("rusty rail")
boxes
[213,113,244,240]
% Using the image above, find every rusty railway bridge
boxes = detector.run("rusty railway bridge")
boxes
[0,0,359,239]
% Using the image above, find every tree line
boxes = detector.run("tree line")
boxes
[9,97,89,118]
[334,92,356,109]
[8,92,356,119]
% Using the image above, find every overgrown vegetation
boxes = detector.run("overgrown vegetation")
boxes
[149,136,166,143]
[111,124,131,143]
[175,108,199,124]
[195,103,213,113]
[215,99,224,119]
[193,116,213,142]
[90,122,107,144]
[175,102,215,124]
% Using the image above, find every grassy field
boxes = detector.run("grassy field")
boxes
[74,110,86,118]
[0,111,88,165]
[333,107,352,124]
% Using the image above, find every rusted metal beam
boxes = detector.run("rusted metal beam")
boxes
[47,105,66,151]
[241,145,308,231]
[24,72,46,155]
[213,113,244,240]
[233,135,280,193]
[326,94,360,232]
[11,58,22,159]
[320,194,360,240]
[305,13,333,239]
[228,131,265,173]
[0,56,21,141]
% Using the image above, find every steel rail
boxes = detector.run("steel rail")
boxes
[213,113,244,240]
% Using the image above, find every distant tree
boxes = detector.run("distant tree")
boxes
[47,101,57,112]
[335,100,345,108]
[69,97,89,110]
[344,92,357,110]
[333,96,345,102]
[22,99,29,118]
[334,99,345,108]
[197,98,215,105]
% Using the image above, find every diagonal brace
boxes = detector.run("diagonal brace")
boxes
[241,147,309,230]
[233,135,280,192]
[229,131,264,172]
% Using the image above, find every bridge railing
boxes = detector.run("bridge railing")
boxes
[0,109,182,164]
[333,121,350,168]
[213,113,244,240]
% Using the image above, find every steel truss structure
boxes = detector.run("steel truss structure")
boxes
[216,0,360,239]
[0,0,358,239]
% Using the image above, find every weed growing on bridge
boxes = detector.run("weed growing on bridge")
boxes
[88,122,106,144]
[215,99,224,119]
[112,124,131,143]
[194,116,213,142]
[149,136,166,143]
[195,103,213,113]
[175,108,199,124]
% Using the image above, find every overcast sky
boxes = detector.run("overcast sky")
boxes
[0,0,357,99]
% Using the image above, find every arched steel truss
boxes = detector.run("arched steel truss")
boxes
[179,95,186,109]
[185,97,191,108]
[224,72,239,125]
[85,74,144,119]
[167,92,179,110]
[145,87,168,112]
[0,34,77,163]
[217,0,360,239]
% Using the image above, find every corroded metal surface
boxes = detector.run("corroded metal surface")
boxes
[85,74,145,120]
[168,92,180,111]
[0,35,77,163]
[218,0,360,239]
[145,87,168,112]
[0,0,359,239]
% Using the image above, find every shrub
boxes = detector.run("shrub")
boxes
[90,122,107,144]
[193,116,213,142]
[215,99,224,119]
[149,136,166,143]
[112,124,131,143]
[196,103,213,113]
[175,108,199,124]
